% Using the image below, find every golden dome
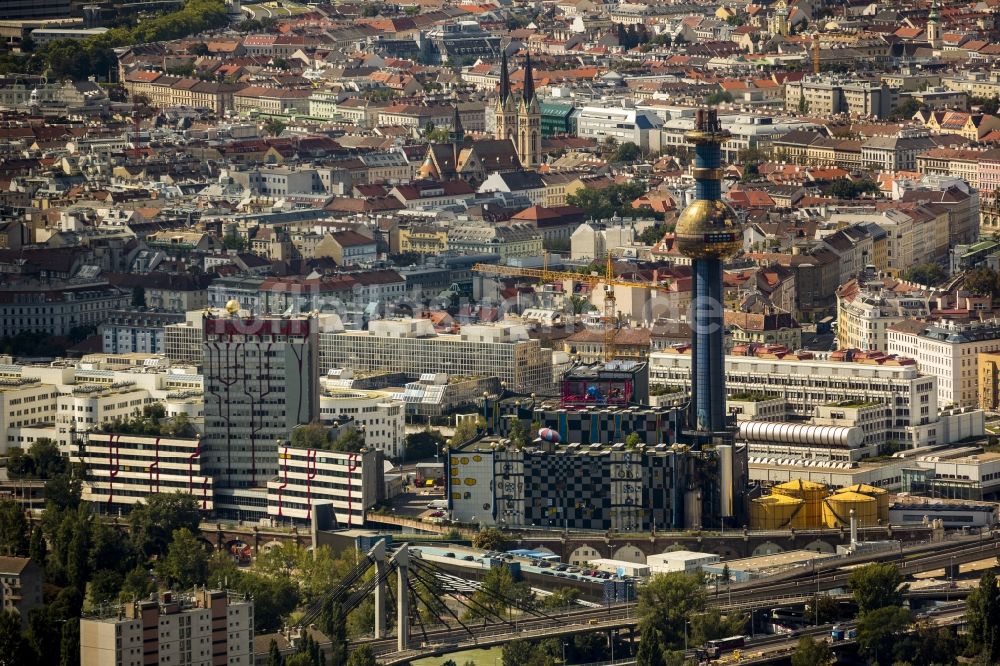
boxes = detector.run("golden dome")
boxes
[225,299,241,314]
[674,199,743,260]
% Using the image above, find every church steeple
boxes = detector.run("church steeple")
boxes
[450,101,464,144]
[522,52,535,105]
[495,49,517,145]
[517,52,541,169]
[498,50,511,106]
[927,0,941,47]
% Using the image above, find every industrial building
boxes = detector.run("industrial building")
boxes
[488,394,679,447]
[646,550,720,574]
[446,435,746,531]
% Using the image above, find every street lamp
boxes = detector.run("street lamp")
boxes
[684,619,689,652]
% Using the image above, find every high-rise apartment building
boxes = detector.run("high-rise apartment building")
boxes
[80,590,253,666]
[202,306,320,494]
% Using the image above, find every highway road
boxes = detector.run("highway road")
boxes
[361,534,998,663]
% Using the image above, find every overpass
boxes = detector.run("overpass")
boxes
[355,534,998,664]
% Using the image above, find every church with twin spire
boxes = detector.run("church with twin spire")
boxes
[495,50,541,169]
[417,50,540,185]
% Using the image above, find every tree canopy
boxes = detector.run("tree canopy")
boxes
[566,181,648,220]
[903,262,947,286]
[849,562,906,615]
[822,177,881,199]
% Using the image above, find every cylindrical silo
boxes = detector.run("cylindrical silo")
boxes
[772,479,828,529]
[750,494,804,530]
[823,491,877,528]
[837,484,889,525]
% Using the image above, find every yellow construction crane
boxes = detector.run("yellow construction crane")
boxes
[474,253,671,362]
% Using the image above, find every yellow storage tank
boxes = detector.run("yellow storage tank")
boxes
[823,491,877,528]
[771,479,828,528]
[837,484,889,524]
[750,494,805,530]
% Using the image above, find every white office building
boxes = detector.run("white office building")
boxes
[888,318,1000,409]
[266,442,381,527]
[202,309,321,500]
[649,347,966,449]
[71,433,214,512]
[318,386,405,459]
[575,105,664,151]
[319,318,554,393]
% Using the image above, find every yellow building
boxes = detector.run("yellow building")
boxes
[399,224,449,255]
[978,351,1000,411]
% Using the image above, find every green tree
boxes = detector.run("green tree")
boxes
[905,624,958,666]
[404,430,445,461]
[0,501,29,556]
[637,223,668,245]
[29,438,66,479]
[791,635,832,666]
[27,606,60,665]
[131,285,147,307]
[624,432,642,449]
[903,263,946,286]
[502,640,534,666]
[507,418,529,448]
[689,608,746,646]
[235,572,300,632]
[706,90,734,105]
[636,623,665,666]
[290,422,333,449]
[59,618,80,666]
[6,448,34,478]
[346,645,377,666]
[890,97,922,121]
[0,610,31,666]
[807,594,840,625]
[849,562,906,615]
[157,528,209,589]
[449,417,484,447]
[566,181,648,220]
[612,141,641,163]
[188,42,210,56]
[822,177,881,199]
[967,570,1000,663]
[472,527,508,551]
[540,586,579,611]
[88,569,125,607]
[637,571,706,649]
[264,119,286,137]
[27,523,44,564]
[331,427,365,453]
[464,564,533,621]
[971,95,1000,115]
[964,268,1000,299]
[44,474,82,513]
[128,493,202,558]
[267,638,284,666]
[119,566,156,603]
[320,596,347,666]
[360,4,382,16]
[856,605,912,666]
